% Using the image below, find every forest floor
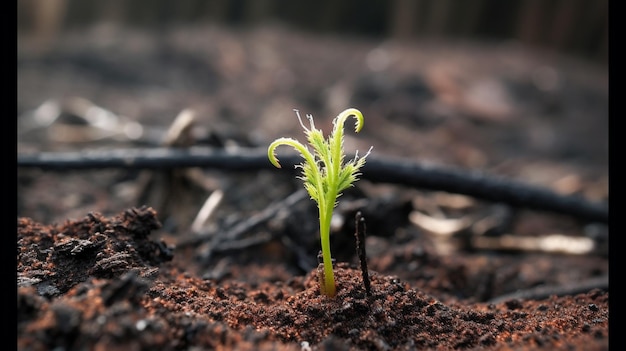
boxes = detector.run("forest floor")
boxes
[18,24,609,350]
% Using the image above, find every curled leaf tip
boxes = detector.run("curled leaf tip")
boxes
[268,137,314,171]
[267,140,283,168]
[335,108,365,134]
[268,154,281,168]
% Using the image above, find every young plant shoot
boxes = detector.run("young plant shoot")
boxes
[268,108,371,297]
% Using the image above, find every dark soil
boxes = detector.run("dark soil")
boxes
[18,25,609,350]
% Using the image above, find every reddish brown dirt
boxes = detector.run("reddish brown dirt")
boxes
[18,207,608,350]
[18,25,609,350]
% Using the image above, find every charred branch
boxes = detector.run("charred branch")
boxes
[18,147,608,223]
[354,211,372,297]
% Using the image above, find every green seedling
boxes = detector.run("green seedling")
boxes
[268,108,371,297]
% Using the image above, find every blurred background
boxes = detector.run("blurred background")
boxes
[18,0,608,226]
[18,0,607,63]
